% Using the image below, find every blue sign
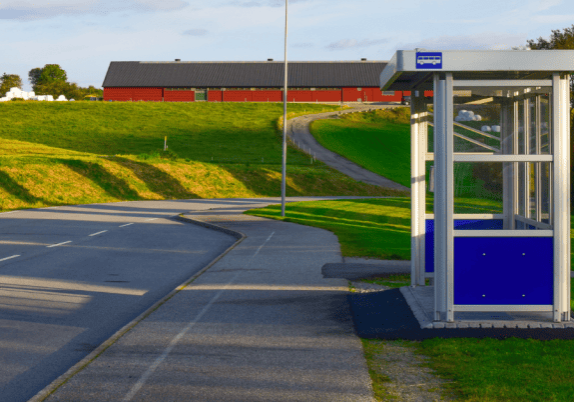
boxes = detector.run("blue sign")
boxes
[416,52,442,69]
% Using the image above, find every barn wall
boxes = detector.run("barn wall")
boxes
[104,87,163,101]
[104,87,133,101]
[164,90,195,102]
[103,87,429,103]
[208,91,223,102]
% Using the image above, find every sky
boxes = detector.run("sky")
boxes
[1,0,573,91]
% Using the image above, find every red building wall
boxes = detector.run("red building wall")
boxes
[165,91,195,102]
[208,91,223,102]
[103,87,427,103]
[223,91,254,102]
[104,87,163,101]
[252,91,283,102]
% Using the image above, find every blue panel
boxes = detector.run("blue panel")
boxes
[454,237,553,305]
[425,219,503,272]
[425,220,435,273]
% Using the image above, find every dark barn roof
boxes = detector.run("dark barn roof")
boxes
[102,61,388,88]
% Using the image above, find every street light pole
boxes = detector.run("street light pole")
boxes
[281,0,288,217]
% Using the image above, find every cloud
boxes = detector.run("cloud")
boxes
[183,28,208,36]
[326,38,389,51]
[532,13,574,24]
[293,42,314,48]
[397,32,527,51]
[534,0,563,11]
[0,0,189,21]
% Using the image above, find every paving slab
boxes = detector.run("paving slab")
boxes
[322,262,410,280]
[39,210,375,401]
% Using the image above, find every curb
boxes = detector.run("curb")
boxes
[174,214,245,240]
[400,286,434,329]
[28,215,246,402]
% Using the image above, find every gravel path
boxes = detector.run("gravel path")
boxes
[350,281,458,401]
[287,105,411,192]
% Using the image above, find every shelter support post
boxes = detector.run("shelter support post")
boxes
[433,73,455,322]
[411,91,428,287]
[501,99,516,230]
[552,73,571,322]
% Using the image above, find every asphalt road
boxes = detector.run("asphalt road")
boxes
[0,197,377,402]
[0,200,238,402]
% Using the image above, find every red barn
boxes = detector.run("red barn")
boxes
[102,59,428,103]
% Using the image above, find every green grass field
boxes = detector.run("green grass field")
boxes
[0,102,405,211]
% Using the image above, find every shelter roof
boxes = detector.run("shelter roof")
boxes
[380,50,574,91]
[102,61,388,88]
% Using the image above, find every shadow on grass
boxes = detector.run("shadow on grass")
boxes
[111,157,200,199]
[221,164,407,198]
[0,170,46,203]
[58,159,142,201]
[246,197,412,259]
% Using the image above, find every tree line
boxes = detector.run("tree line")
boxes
[0,64,103,100]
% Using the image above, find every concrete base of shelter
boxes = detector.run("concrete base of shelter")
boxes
[400,285,574,329]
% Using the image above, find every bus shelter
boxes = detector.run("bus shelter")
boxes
[380,50,573,324]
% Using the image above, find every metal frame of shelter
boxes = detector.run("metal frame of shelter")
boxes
[380,50,573,323]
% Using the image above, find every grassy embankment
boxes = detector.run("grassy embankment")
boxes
[0,102,406,211]
[245,108,574,402]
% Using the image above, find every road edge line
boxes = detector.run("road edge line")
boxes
[28,214,246,402]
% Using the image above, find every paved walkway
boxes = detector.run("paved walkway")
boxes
[287,105,410,192]
[35,199,376,402]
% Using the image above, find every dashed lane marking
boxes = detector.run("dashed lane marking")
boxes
[119,223,134,227]
[47,241,72,248]
[89,230,108,237]
[0,255,20,262]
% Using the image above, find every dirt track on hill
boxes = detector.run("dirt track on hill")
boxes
[287,104,411,192]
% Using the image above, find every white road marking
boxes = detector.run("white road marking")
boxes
[89,230,108,237]
[47,241,72,248]
[123,231,276,401]
[0,255,20,262]
[119,223,134,227]
[145,218,158,221]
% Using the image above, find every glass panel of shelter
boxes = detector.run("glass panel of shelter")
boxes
[425,85,553,231]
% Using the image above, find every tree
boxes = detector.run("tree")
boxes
[29,64,103,99]
[527,25,574,50]
[527,25,574,106]
[0,73,23,96]
[37,64,67,86]
[34,80,102,100]
[28,67,43,89]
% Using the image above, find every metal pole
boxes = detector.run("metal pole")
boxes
[281,0,288,217]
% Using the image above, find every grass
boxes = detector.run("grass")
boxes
[359,274,430,288]
[0,102,406,211]
[245,196,503,259]
[0,102,337,164]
